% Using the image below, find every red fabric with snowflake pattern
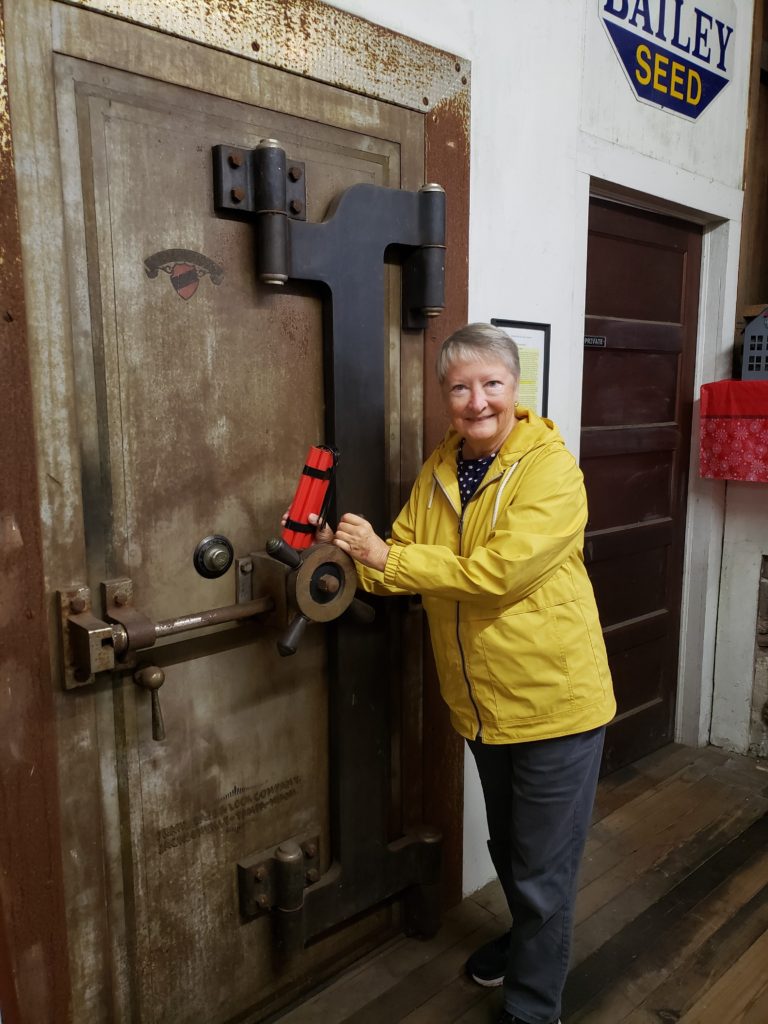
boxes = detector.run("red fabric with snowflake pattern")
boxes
[700,381,768,482]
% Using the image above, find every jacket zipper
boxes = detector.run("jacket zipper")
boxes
[432,466,507,742]
[457,506,483,740]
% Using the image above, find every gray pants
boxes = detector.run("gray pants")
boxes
[468,726,605,1024]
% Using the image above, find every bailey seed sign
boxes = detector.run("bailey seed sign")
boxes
[600,0,736,120]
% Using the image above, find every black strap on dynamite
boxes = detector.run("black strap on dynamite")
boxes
[316,446,339,531]
[302,464,334,479]
[283,518,316,534]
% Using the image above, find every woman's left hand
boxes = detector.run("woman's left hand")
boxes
[333,513,390,571]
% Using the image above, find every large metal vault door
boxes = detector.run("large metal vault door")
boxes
[5,4,453,1022]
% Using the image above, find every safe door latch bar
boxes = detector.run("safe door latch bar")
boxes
[57,541,371,691]
[57,578,275,690]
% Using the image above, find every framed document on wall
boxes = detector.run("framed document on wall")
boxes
[491,318,551,417]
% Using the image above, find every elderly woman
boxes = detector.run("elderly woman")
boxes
[319,323,615,1024]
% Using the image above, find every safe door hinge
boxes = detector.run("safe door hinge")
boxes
[238,831,321,922]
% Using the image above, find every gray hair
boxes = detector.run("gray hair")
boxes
[436,323,520,384]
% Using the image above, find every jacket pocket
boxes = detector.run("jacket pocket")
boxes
[473,605,573,724]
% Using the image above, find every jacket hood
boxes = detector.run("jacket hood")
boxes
[435,406,565,471]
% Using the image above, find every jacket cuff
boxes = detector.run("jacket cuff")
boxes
[383,543,404,586]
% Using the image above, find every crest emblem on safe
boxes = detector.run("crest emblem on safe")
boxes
[599,0,736,120]
[144,248,224,300]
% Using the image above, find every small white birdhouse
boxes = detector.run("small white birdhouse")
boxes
[742,309,768,380]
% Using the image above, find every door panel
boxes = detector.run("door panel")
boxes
[582,350,679,424]
[589,548,669,626]
[582,452,674,529]
[585,233,686,321]
[608,637,665,710]
[13,7,426,1020]
[581,199,701,773]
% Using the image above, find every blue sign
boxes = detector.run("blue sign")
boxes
[600,0,736,120]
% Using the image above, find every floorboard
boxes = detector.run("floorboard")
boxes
[276,745,768,1024]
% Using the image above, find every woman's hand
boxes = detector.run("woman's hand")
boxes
[280,509,335,544]
[307,512,334,543]
[333,513,389,571]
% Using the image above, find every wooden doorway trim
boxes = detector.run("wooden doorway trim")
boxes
[0,4,468,1015]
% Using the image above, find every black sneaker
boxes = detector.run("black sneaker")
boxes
[465,929,511,987]
[496,1015,561,1024]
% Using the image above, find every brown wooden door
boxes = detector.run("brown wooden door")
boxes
[581,198,701,773]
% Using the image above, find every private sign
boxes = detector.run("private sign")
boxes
[600,0,736,120]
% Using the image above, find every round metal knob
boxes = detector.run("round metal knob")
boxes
[193,534,234,578]
[134,666,165,691]
[205,545,231,572]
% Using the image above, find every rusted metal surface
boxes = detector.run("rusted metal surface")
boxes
[4,5,471,1018]
[69,0,469,113]
[424,92,470,454]
[0,1,71,1020]
[54,55,332,1017]
[422,86,470,908]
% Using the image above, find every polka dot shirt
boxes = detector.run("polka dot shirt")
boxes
[457,439,495,509]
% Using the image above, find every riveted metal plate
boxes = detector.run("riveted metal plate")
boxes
[212,146,306,220]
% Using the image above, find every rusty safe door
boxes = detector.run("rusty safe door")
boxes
[7,4,430,1021]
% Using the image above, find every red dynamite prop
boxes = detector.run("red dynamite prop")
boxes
[281,445,338,550]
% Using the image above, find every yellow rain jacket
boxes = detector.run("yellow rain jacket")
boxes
[357,408,616,743]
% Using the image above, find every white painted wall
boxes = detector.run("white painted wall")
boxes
[711,483,768,752]
[329,0,756,895]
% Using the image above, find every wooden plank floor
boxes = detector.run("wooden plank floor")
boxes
[277,744,768,1024]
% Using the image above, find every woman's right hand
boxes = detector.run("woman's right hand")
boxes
[281,509,335,545]
[307,512,335,544]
